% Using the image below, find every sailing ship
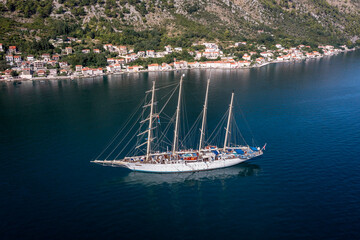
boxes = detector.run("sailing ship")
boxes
[92,74,265,173]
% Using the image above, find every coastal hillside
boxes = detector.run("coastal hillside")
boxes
[1,0,360,52]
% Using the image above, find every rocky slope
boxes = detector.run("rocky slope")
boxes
[0,0,359,49]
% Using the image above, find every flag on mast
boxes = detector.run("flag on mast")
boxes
[261,143,267,151]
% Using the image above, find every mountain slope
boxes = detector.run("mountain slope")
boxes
[0,0,359,52]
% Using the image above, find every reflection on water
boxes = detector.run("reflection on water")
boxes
[114,163,261,187]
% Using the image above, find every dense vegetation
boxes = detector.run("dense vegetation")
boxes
[0,0,359,67]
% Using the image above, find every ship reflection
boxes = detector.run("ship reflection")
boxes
[117,163,261,186]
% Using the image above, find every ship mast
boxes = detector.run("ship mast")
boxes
[223,91,234,150]
[199,78,210,152]
[173,74,184,155]
[146,81,155,161]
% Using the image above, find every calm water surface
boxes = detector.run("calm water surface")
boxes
[1,51,360,239]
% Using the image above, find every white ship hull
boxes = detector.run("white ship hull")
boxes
[93,152,262,173]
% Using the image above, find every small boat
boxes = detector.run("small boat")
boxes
[92,75,265,173]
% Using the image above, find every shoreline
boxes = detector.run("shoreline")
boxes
[1,48,357,83]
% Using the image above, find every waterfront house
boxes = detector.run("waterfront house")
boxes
[313,51,321,56]
[4,69,12,77]
[21,68,32,79]
[187,62,200,68]
[8,46,16,54]
[127,65,143,72]
[49,69,57,77]
[75,65,83,72]
[37,69,46,77]
[174,61,188,69]
[242,54,251,61]
[106,65,114,72]
[6,55,14,62]
[82,67,92,75]
[305,52,314,58]
[113,63,122,72]
[60,69,68,75]
[256,57,265,64]
[283,54,291,60]
[199,62,207,68]
[230,62,238,68]
[238,60,251,67]
[65,47,73,55]
[211,61,231,68]
[148,64,161,71]
[325,45,334,50]
[93,68,103,75]
[161,63,172,70]
[277,56,284,61]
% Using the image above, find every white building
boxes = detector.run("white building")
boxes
[161,63,172,70]
[42,53,51,62]
[6,55,14,62]
[75,65,83,72]
[146,50,155,58]
[238,60,251,67]
[148,64,161,71]
[165,45,172,53]
[21,68,32,79]
[13,55,22,63]
[242,54,251,61]
[187,62,200,68]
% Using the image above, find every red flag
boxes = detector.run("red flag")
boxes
[261,143,267,151]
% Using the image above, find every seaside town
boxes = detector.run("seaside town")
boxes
[0,39,353,81]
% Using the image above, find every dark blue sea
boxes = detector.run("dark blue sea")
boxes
[1,51,360,240]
